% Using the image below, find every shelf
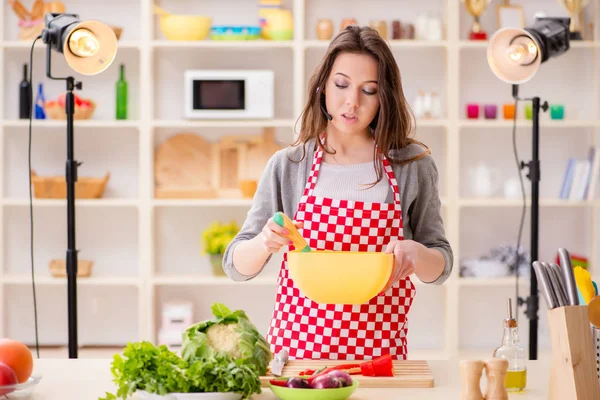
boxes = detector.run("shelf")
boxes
[458,120,598,128]
[153,199,253,207]
[459,198,594,208]
[152,40,294,49]
[152,275,278,286]
[152,119,295,128]
[3,199,139,207]
[304,40,448,49]
[2,120,140,129]
[2,275,140,286]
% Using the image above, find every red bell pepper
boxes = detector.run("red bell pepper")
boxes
[298,369,316,376]
[359,354,394,377]
[269,379,288,387]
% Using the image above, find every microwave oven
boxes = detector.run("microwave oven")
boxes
[184,70,274,119]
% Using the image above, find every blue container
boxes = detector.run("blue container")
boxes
[211,26,261,40]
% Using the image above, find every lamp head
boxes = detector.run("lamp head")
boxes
[487,17,570,84]
[42,13,117,76]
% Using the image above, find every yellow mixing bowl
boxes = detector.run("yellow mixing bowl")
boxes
[158,15,212,41]
[287,250,393,304]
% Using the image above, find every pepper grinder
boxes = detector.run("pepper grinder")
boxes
[459,360,484,400]
[485,358,509,400]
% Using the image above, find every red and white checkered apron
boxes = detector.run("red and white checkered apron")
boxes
[266,139,416,360]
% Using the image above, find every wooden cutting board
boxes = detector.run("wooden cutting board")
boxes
[260,360,434,388]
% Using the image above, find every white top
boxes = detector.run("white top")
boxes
[28,358,552,399]
[312,160,391,203]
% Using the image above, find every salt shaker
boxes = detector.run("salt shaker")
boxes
[485,358,509,400]
[459,360,485,400]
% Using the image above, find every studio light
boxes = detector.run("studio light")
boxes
[487,17,570,84]
[42,13,117,75]
[486,17,570,361]
[29,12,117,359]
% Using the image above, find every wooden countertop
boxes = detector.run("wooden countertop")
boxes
[28,358,550,399]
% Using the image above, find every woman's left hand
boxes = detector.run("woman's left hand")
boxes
[380,240,422,293]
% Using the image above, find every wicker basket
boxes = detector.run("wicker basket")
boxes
[31,170,110,199]
[49,259,94,278]
[45,100,96,120]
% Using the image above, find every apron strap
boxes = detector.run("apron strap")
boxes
[302,134,401,207]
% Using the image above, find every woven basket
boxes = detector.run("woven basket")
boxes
[31,170,110,199]
[45,100,96,120]
[49,259,94,278]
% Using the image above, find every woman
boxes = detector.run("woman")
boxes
[222,25,453,361]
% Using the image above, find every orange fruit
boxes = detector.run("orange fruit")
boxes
[0,339,33,383]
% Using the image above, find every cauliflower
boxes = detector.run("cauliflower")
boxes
[181,303,272,375]
[205,323,242,359]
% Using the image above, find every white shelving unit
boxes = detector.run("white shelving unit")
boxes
[1,0,599,359]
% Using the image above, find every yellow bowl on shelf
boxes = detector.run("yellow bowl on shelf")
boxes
[158,15,212,41]
[287,250,393,304]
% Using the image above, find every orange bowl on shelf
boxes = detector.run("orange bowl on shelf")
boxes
[286,250,393,304]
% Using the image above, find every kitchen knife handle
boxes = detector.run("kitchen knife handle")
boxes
[541,261,564,307]
[558,248,579,306]
[549,262,569,307]
[533,261,557,309]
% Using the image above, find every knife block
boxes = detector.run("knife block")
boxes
[547,306,600,400]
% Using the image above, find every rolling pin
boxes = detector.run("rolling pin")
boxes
[273,212,310,252]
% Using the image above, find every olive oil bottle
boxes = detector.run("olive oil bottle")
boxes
[492,298,527,391]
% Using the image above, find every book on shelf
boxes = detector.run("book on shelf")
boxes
[559,146,599,201]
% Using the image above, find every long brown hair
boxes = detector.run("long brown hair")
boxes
[290,25,430,182]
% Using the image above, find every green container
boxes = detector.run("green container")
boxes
[550,104,565,120]
[524,104,532,120]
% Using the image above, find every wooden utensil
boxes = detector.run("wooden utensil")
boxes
[154,133,215,199]
[588,295,600,328]
[273,212,310,252]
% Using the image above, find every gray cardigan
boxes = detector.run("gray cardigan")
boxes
[222,139,453,285]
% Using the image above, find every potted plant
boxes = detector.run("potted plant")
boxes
[201,221,240,276]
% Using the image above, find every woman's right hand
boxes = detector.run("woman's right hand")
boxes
[260,217,304,254]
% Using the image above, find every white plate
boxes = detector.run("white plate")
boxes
[137,391,242,400]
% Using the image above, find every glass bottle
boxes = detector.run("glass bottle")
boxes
[34,83,46,120]
[116,63,128,120]
[19,64,31,119]
[492,298,527,391]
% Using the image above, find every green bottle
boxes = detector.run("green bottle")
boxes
[116,63,128,120]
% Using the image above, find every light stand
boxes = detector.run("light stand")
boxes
[487,17,570,360]
[511,86,548,361]
[40,12,117,359]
